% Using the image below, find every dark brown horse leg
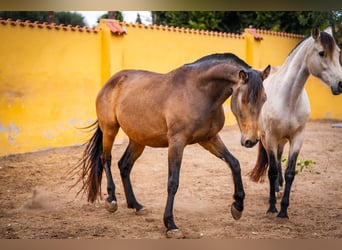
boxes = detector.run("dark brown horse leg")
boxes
[102,126,118,213]
[278,151,298,218]
[267,151,278,213]
[275,147,284,194]
[118,140,145,213]
[103,156,118,212]
[164,139,184,237]
[199,135,245,220]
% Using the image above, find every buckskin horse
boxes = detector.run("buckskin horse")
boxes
[249,27,342,219]
[74,53,270,238]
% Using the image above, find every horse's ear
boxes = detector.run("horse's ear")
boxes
[312,27,320,40]
[261,65,271,80]
[324,26,333,35]
[239,70,248,82]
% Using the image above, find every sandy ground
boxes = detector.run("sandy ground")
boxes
[0,120,341,239]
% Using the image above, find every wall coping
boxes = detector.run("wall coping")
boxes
[0,17,99,33]
[246,28,305,40]
[0,17,306,39]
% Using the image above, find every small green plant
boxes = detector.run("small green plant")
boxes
[281,156,319,175]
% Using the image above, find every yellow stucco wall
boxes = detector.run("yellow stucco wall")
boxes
[0,21,102,155]
[0,19,341,156]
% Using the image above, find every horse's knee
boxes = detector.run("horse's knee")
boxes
[167,179,179,194]
[284,169,295,182]
[229,156,240,169]
[119,166,130,178]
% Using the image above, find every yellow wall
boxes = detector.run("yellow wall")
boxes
[0,21,102,155]
[117,23,246,73]
[245,29,302,68]
[0,20,341,156]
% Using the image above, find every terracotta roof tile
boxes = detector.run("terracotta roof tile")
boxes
[103,19,126,35]
[256,29,304,39]
[0,17,99,33]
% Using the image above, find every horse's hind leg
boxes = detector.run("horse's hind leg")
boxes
[275,144,285,197]
[101,124,119,213]
[267,150,279,213]
[118,139,146,214]
[199,135,245,220]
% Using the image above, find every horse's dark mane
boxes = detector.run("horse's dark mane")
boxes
[246,69,264,105]
[185,52,263,104]
[185,53,251,70]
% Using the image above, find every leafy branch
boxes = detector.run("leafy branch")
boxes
[281,157,320,175]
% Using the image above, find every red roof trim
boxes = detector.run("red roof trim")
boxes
[103,19,126,35]
[0,17,99,33]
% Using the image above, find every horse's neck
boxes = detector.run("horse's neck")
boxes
[276,40,311,106]
[196,65,237,104]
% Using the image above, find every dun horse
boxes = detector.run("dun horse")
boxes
[250,27,342,219]
[75,53,270,238]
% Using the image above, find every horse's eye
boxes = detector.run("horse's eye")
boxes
[318,51,325,57]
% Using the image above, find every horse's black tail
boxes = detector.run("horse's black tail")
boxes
[71,121,104,203]
[249,141,268,182]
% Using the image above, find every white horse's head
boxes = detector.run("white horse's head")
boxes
[306,27,342,95]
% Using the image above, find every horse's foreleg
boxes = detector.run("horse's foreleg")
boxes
[118,140,145,214]
[199,135,245,220]
[164,139,185,238]
[277,152,298,218]
[278,132,303,218]
[267,151,278,213]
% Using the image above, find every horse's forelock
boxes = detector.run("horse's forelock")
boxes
[320,31,336,59]
[245,70,264,105]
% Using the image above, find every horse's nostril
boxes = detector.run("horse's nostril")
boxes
[339,81,342,90]
[245,140,253,148]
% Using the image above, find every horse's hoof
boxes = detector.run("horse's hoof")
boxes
[135,206,148,215]
[166,229,184,239]
[277,211,289,219]
[267,206,278,214]
[104,200,118,213]
[230,204,243,220]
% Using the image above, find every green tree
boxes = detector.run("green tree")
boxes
[136,13,142,24]
[151,11,342,41]
[0,11,49,22]
[98,11,123,23]
[54,12,85,26]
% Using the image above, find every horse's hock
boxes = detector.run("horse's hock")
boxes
[0,18,341,156]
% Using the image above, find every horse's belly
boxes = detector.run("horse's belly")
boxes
[118,118,169,147]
